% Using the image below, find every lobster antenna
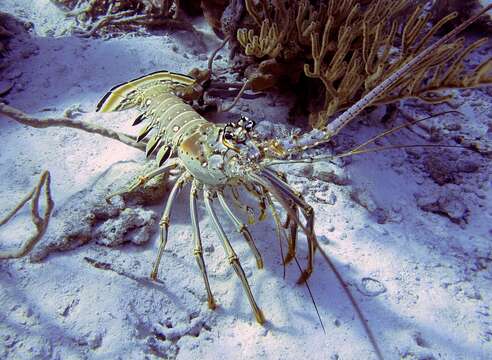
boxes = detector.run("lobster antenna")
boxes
[265,191,288,279]
[335,110,464,157]
[293,255,326,335]
[313,240,385,360]
[335,143,472,158]
[343,111,462,154]
[208,35,231,74]
[263,184,325,332]
[321,4,492,142]
[269,143,475,166]
[267,111,475,166]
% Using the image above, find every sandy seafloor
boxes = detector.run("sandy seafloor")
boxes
[0,1,491,359]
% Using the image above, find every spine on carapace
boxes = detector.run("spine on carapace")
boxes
[97,70,209,166]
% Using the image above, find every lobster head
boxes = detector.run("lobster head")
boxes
[220,115,263,162]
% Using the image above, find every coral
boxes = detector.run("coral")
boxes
[0,171,53,259]
[431,0,492,32]
[200,0,231,36]
[0,12,15,59]
[237,19,282,58]
[10,161,162,262]
[304,2,491,127]
[50,0,197,37]
[0,102,145,151]
[240,0,299,60]
[235,0,492,129]
[416,184,470,225]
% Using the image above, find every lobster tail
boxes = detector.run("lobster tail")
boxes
[96,70,196,113]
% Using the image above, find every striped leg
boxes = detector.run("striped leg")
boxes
[150,172,190,280]
[106,158,179,201]
[279,200,298,265]
[229,186,256,224]
[204,188,265,324]
[275,173,299,265]
[266,171,300,265]
[241,182,268,222]
[217,191,263,269]
[190,180,216,309]
[261,169,316,283]
[254,170,317,284]
[263,190,288,267]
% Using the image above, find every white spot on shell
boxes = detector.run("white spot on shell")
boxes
[173,126,180,132]
[146,99,152,106]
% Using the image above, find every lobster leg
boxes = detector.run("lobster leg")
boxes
[106,158,180,201]
[260,169,316,283]
[242,182,296,264]
[190,180,216,309]
[252,171,316,284]
[283,200,315,282]
[216,191,264,270]
[272,172,299,265]
[229,187,256,225]
[241,183,268,222]
[150,172,190,280]
[204,188,265,325]
[283,201,299,265]
[263,190,288,267]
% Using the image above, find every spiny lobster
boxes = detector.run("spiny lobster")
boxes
[0,4,490,328]
[92,4,491,324]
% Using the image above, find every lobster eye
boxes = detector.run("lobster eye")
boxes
[238,115,249,127]
[245,120,255,131]
[224,132,234,140]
